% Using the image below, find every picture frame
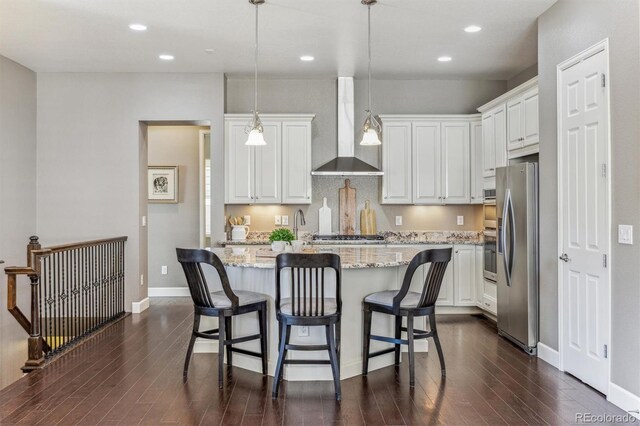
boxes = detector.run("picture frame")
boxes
[148,166,179,203]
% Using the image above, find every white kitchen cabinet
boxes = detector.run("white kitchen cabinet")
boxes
[470,120,484,204]
[507,86,539,151]
[475,245,484,305]
[381,121,413,204]
[507,96,524,151]
[481,279,497,315]
[282,121,312,204]
[225,114,314,205]
[442,122,471,204]
[412,121,441,204]
[453,245,476,306]
[436,259,455,306]
[480,104,507,182]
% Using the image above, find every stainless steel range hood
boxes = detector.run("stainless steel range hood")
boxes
[311,77,383,176]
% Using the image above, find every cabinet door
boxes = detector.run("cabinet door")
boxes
[225,120,255,204]
[481,113,495,177]
[482,279,497,314]
[470,120,484,204]
[381,122,412,204]
[493,105,508,169]
[475,245,484,305]
[253,122,281,204]
[282,121,312,204]
[412,122,441,204]
[507,97,523,151]
[436,261,455,306]
[522,87,539,146]
[454,245,476,306]
[442,122,470,204]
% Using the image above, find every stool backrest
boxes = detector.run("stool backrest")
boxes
[176,248,239,309]
[275,253,341,317]
[394,248,452,311]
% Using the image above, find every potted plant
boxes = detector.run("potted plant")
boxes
[269,228,295,252]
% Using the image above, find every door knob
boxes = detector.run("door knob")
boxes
[559,253,570,263]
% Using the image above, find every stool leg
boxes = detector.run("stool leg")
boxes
[407,313,415,387]
[225,316,233,367]
[272,321,289,398]
[218,313,226,389]
[183,313,200,378]
[258,304,268,375]
[429,314,446,376]
[335,321,341,366]
[362,305,372,376]
[394,315,402,366]
[326,324,341,401]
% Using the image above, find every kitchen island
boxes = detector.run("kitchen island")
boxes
[197,246,439,381]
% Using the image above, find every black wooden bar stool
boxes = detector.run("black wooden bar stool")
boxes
[177,248,268,389]
[362,248,452,387]
[272,253,342,400]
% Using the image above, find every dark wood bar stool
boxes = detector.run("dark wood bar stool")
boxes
[176,248,268,389]
[272,253,342,400]
[362,248,452,387]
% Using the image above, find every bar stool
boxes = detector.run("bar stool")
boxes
[177,248,268,389]
[272,253,342,400]
[362,248,452,387]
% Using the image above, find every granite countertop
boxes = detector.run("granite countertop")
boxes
[209,246,426,269]
[216,231,484,247]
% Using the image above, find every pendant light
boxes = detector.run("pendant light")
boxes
[245,0,266,146]
[360,0,382,146]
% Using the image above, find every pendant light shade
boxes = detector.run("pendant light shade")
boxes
[245,0,266,146]
[360,0,381,146]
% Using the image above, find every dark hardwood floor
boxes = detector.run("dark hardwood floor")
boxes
[0,298,634,425]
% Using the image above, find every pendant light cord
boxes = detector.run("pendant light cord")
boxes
[254,3,259,114]
[367,4,372,112]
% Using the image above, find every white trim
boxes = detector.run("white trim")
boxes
[477,76,538,112]
[148,287,190,297]
[608,383,640,420]
[131,297,149,314]
[507,143,539,160]
[224,113,315,122]
[537,342,560,369]
[379,113,481,122]
[556,39,611,385]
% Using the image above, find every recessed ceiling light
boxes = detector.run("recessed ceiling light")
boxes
[300,55,315,61]
[159,54,174,61]
[204,49,215,54]
[129,23,147,31]
[464,25,482,33]
[438,56,452,62]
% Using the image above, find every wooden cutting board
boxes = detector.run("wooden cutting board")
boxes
[339,179,356,235]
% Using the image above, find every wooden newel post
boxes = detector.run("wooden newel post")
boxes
[23,236,44,371]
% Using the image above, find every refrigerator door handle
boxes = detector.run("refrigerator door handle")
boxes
[507,189,516,283]
[501,189,513,287]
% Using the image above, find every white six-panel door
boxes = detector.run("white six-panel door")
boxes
[559,45,610,394]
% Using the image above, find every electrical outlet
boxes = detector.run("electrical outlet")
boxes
[140,274,144,286]
[395,216,403,226]
[243,215,251,226]
[457,215,464,226]
[298,326,309,337]
[141,216,147,227]
[618,224,633,244]
[282,215,289,226]
[161,265,168,275]
[275,215,281,225]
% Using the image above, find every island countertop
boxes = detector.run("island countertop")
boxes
[209,246,428,269]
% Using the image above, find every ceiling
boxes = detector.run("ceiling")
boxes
[0,0,557,79]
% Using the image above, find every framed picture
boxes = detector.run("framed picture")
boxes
[148,166,179,203]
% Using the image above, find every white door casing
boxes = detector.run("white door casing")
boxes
[557,40,610,395]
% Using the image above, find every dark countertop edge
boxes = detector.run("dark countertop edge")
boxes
[215,240,483,246]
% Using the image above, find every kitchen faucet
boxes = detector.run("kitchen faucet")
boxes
[293,209,306,240]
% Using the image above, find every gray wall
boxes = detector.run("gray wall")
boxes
[538,0,640,395]
[507,63,538,90]
[36,73,225,309]
[0,55,37,388]
[225,78,504,233]
[148,126,204,287]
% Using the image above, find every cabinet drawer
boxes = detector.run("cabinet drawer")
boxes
[481,295,497,315]
[483,279,497,299]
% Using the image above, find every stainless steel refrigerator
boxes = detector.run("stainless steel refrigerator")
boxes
[496,163,539,355]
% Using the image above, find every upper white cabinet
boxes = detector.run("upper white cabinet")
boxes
[470,120,484,204]
[381,121,413,204]
[225,114,314,205]
[507,86,539,151]
[480,104,506,179]
[381,115,477,205]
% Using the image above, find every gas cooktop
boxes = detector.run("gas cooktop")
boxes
[312,235,385,241]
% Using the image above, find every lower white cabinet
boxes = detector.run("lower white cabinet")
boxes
[452,245,476,306]
[480,279,497,315]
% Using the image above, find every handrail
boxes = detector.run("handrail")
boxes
[4,235,128,371]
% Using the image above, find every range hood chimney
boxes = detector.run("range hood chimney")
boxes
[311,77,383,176]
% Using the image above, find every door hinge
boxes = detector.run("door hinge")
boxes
[603,254,607,268]
[601,74,606,88]
[601,163,607,178]
[604,344,608,358]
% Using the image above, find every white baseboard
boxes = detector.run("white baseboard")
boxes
[149,287,190,297]
[132,297,149,314]
[537,342,560,369]
[608,383,640,420]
